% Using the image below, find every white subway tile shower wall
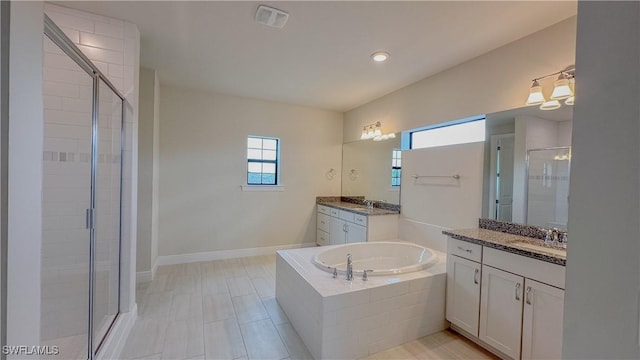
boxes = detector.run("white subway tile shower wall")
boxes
[42,3,140,357]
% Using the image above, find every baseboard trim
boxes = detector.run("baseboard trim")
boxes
[96,304,137,360]
[156,243,316,266]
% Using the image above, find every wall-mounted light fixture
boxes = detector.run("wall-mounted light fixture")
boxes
[360,121,396,141]
[525,66,575,111]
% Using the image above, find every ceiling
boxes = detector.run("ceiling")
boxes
[62,1,577,112]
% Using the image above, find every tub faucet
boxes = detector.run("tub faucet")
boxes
[346,254,353,281]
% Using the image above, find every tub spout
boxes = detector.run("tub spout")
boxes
[346,254,353,281]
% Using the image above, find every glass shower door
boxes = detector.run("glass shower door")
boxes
[41,35,93,360]
[92,79,122,354]
[526,147,571,230]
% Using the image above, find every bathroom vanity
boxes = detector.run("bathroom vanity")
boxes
[316,199,399,246]
[443,221,566,360]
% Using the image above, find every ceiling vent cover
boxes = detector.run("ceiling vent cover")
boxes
[255,5,289,29]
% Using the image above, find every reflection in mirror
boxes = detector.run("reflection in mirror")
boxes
[341,133,401,205]
[482,106,573,230]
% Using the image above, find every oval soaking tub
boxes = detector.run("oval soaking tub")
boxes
[312,241,436,276]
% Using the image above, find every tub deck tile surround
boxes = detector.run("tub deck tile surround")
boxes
[125,253,494,360]
[442,227,566,266]
[276,245,448,359]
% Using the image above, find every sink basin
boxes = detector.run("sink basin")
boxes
[512,241,566,257]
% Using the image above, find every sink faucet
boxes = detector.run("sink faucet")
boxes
[346,253,353,281]
[364,200,374,210]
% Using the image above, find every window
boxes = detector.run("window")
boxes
[410,118,485,150]
[247,136,279,185]
[391,149,402,186]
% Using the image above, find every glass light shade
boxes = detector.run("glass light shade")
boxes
[526,82,545,106]
[565,96,574,106]
[366,126,374,138]
[540,100,561,111]
[373,136,382,141]
[388,133,396,139]
[551,78,573,100]
[360,127,368,139]
[374,128,382,137]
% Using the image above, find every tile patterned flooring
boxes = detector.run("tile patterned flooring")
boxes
[123,254,496,360]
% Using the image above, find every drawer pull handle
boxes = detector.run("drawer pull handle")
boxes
[473,268,479,284]
[526,286,532,305]
[457,246,472,253]
[515,283,521,301]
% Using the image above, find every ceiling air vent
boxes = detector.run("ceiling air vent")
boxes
[255,5,289,29]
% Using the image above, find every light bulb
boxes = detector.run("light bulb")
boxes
[371,52,389,62]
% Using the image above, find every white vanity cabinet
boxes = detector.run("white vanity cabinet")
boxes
[446,237,565,360]
[479,265,524,359]
[316,204,397,245]
[521,279,565,360]
[446,238,482,336]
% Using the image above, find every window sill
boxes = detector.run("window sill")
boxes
[241,185,285,192]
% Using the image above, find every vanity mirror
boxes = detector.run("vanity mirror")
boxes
[341,133,401,205]
[482,106,573,230]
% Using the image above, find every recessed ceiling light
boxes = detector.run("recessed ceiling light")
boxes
[371,51,389,62]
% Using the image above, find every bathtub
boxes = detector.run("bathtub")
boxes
[312,241,436,276]
[276,243,447,359]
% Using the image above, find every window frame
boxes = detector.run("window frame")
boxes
[246,135,281,186]
[391,149,402,187]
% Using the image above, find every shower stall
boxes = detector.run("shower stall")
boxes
[41,16,124,359]
[526,147,571,231]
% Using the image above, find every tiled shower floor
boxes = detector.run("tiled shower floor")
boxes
[122,254,495,360]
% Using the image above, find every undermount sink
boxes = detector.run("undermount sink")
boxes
[512,241,567,256]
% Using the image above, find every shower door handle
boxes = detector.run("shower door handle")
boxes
[86,208,95,230]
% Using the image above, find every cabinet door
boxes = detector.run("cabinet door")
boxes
[345,222,367,243]
[479,265,524,359]
[446,255,481,336]
[329,218,346,245]
[521,279,564,360]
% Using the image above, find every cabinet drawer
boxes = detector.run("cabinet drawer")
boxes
[353,214,367,226]
[329,208,340,217]
[447,237,482,262]
[317,205,331,216]
[317,229,330,246]
[339,210,355,222]
[483,247,565,289]
[317,213,331,232]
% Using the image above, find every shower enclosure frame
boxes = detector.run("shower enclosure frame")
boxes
[525,146,572,228]
[44,14,125,359]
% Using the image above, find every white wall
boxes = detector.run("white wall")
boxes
[137,67,160,277]
[563,2,640,359]
[343,17,577,142]
[0,0,8,349]
[7,1,44,349]
[398,142,485,252]
[158,86,343,258]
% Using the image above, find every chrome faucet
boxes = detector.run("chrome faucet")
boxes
[346,253,353,281]
[364,200,374,210]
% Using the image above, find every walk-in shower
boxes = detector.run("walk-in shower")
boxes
[526,146,571,230]
[41,15,124,359]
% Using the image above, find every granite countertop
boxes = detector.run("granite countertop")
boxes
[317,201,400,216]
[443,228,566,266]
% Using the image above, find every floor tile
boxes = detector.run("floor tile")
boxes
[227,277,256,297]
[161,320,204,360]
[251,277,275,299]
[275,322,312,360]
[203,319,247,360]
[232,293,269,325]
[261,297,288,325]
[203,293,235,323]
[170,292,204,321]
[240,319,289,360]
[121,318,169,359]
